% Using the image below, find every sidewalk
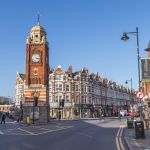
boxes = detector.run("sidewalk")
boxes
[124,127,150,150]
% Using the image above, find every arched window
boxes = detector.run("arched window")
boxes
[39,78,41,84]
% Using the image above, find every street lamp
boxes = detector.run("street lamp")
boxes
[125,78,134,118]
[121,27,140,91]
[79,85,82,119]
[121,27,143,120]
[79,72,82,119]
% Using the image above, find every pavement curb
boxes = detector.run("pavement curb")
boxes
[122,125,134,150]
[123,133,134,150]
[123,128,144,150]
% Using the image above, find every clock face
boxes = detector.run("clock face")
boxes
[32,54,40,63]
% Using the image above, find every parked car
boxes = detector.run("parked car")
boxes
[119,110,128,116]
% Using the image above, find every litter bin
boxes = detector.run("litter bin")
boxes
[127,116,134,128]
[135,121,145,139]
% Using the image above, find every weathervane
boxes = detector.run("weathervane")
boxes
[37,12,40,25]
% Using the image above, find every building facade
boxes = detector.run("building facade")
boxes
[15,72,25,108]
[0,105,14,113]
[141,41,150,106]
[15,66,135,119]
[48,66,135,119]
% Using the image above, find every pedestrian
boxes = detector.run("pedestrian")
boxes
[101,113,105,120]
[143,107,150,129]
[99,108,102,120]
[58,111,61,120]
[1,113,6,124]
[118,113,122,121]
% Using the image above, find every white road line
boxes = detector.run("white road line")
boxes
[18,128,36,135]
[0,130,4,134]
[1,125,73,136]
[116,127,121,137]
[76,132,92,138]
[116,127,121,150]
[34,126,73,135]
[119,137,125,150]
[116,125,125,150]
[32,126,50,131]
[119,127,125,150]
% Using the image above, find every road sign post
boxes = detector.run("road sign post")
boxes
[136,91,144,121]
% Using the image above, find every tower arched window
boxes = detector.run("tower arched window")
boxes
[39,78,41,84]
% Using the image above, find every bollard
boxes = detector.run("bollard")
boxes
[26,116,30,125]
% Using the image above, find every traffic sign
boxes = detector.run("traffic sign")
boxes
[136,91,144,99]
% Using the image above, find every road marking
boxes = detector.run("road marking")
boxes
[6,122,16,124]
[0,125,73,136]
[32,126,50,131]
[18,128,36,135]
[116,127,121,150]
[116,125,125,150]
[34,126,73,135]
[76,132,92,138]
[0,130,4,134]
[119,126,125,150]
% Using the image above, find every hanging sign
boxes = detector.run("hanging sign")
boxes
[136,91,144,99]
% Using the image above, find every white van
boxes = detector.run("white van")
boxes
[119,110,127,116]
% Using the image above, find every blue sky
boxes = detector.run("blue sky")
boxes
[0,0,150,98]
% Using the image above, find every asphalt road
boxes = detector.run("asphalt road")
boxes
[0,118,128,150]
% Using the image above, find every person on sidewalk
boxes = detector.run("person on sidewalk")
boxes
[1,113,6,124]
[143,107,150,129]
[118,113,122,121]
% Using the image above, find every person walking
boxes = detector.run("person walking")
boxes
[118,113,122,121]
[99,108,102,120]
[1,113,6,124]
[58,111,61,120]
[143,107,150,129]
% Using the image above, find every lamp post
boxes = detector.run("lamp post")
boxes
[125,78,134,118]
[79,72,82,119]
[79,85,82,119]
[121,27,140,91]
[121,27,142,120]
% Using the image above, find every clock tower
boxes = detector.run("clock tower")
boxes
[23,21,50,124]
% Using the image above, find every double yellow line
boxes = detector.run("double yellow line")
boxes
[116,125,125,150]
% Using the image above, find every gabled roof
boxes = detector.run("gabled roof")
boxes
[54,66,65,75]
[17,72,25,80]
